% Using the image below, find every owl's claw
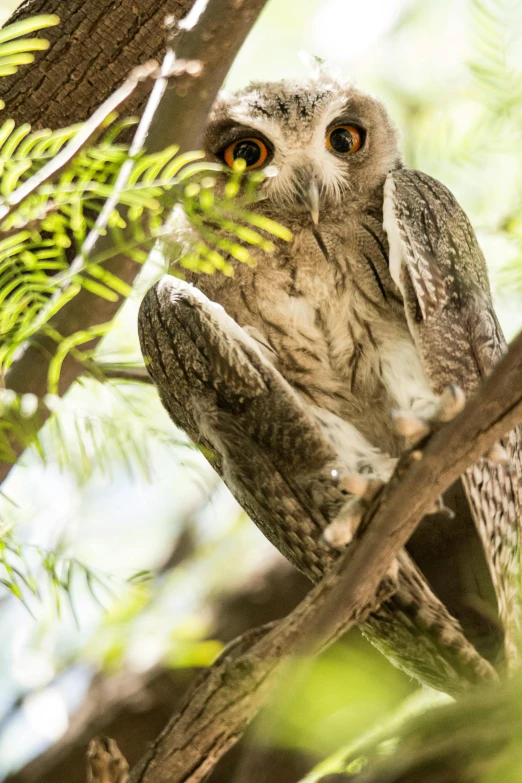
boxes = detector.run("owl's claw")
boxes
[390,410,430,442]
[392,383,466,446]
[436,383,466,422]
[323,498,400,588]
[337,473,383,501]
[323,498,365,548]
[427,495,456,519]
[485,442,513,471]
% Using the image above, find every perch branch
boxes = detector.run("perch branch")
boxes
[1,0,269,485]
[95,365,154,385]
[122,329,522,783]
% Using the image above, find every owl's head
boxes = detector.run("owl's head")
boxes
[204,76,402,223]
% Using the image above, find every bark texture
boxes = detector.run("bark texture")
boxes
[0,0,188,130]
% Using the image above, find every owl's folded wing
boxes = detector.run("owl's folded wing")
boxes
[383,167,522,667]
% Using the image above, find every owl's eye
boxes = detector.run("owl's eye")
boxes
[223,138,269,169]
[326,125,363,155]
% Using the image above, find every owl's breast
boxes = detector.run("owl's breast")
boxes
[185,220,429,451]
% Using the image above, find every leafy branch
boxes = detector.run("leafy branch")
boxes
[0,0,281,492]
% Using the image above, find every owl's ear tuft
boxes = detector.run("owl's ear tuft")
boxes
[299,51,343,85]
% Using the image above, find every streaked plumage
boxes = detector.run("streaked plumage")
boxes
[138,75,522,691]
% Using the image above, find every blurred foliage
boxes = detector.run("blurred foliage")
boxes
[0,11,291,629]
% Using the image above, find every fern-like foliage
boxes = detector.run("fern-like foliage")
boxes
[0,12,292,614]
[0,527,151,622]
[469,0,522,111]
[0,14,60,87]
[0,118,290,371]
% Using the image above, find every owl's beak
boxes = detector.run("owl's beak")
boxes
[305,181,320,225]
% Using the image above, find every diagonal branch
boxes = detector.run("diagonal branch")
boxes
[1,0,269,485]
[124,319,522,783]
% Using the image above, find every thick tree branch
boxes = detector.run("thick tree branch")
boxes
[0,0,192,130]
[1,0,268,485]
[121,328,522,783]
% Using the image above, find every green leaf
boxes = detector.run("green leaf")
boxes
[0,15,60,45]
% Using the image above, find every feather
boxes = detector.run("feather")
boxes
[384,168,522,669]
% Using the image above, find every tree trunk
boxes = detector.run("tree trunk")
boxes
[0,0,191,129]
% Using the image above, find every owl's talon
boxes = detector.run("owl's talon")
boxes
[392,384,465,448]
[390,410,430,442]
[486,442,514,471]
[435,383,466,423]
[337,474,383,500]
[323,499,365,548]
[427,496,455,519]
[338,473,369,497]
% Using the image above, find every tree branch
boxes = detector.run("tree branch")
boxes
[1,0,269,485]
[95,365,154,384]
[122,324,522,783]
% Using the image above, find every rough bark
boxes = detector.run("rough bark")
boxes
[0,0,190,130]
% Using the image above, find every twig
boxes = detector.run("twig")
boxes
[123,329,522,783]
[94,364,153,384]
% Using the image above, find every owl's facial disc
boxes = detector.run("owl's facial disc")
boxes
[205,78,403,222]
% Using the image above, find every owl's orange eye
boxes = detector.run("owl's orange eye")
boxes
[326,125,362,155]
[223,138,269,170]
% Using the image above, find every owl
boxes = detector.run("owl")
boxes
[139,75,522,694]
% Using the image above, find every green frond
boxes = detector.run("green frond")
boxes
[0,135,290,379]
[0,528,125,622]
[40,378,194,485]
[0,15,60,89]
[0,80,291,395]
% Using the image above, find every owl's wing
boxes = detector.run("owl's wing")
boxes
[139,276,496,694]
[383,168,522,666]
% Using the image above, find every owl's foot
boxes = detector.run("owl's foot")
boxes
[323,499,400,585]
[86,736,129,783]
[426,495,455,519]
[485,441,514,470]
[392,383,466,447]
[337,472,384,502]
[323,497,365,547]
[323,472,384,547]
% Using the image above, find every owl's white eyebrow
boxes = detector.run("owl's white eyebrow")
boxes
[320,97,352,129]
[227,110,286,148]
